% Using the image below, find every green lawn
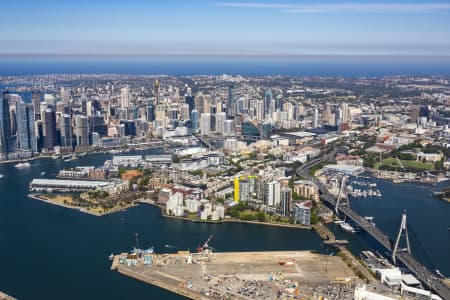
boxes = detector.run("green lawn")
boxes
[379,157,434,170]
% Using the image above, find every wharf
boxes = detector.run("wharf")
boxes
[313,223,349,245]
[111,250,358,300]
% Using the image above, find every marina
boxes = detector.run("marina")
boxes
[347,181,382,198]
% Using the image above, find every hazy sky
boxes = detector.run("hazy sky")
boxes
[1,0,450,57]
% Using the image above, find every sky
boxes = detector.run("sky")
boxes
[1,0,450,58]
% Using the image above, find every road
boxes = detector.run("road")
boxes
[296,150,450,300]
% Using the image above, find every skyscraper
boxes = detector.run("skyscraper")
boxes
[195,92,205,113]
[15,102,30,151]
[60,87,71,105]
[199,113,211,135]
[43,107,57,152]
[227,85,234,118]
[215,112,226,134]
[0,91,15,156]
[60,114,73,148]
[120,86,131,109]
[190,110,199,133]
[179,103,190,121]
[185,95,195,113]
[31,90,42,121]
[312,107,319,128]
[154,80,160,105]
[264,89,273,117]
[146,102,155,122]
[26,104,37,152]
[75,115,89,147]
[341,102,349,124]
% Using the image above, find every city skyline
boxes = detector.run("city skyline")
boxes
[1,0,450,57]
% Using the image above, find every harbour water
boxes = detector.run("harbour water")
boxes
[346,176,450,275]
[0,151,449,299]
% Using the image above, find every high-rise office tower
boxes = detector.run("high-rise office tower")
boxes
[179,103,190,121]
[341,102,349,123]
[190,110,199,133]
[43,107,57,151]
[146,102,155,122]
[60,87,71,105]
[224,119,235,136]
[26,104,37,152]
[154,80,160,105]
[60,114,73,148]
[120,86,131,109]
[312,107,319,128]
[275,95,283,111]
[335,107,343,126]
[0,91,15,156]
[199,113,211,135]
[256,100,264,121]
[264,89,273,117]
[15,102,30,151]
[195,92,205,114]
[75,115,89,147]
[32,90,42,121]
[227,85,234,117]
[215,112,226,134]
[186,86,192,97]
[185,95,195,113]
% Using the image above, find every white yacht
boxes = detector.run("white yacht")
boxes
[15,162,31,169]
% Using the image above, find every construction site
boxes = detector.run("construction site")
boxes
[111,235,359,300]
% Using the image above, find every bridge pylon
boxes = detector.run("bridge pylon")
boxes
[392,210,411,264]
[335,175,348,215]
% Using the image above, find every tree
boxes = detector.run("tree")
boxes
[310,212,319,225]
[435,159,444,170]
[256,211,266,222]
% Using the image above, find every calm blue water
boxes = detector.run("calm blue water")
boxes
[1,57,450,77]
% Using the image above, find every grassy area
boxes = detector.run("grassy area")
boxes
[379,157,434,170]
[39,193,137,215]
[309,161,330,177]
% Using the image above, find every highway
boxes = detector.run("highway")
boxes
[196,135,217,150]
[296,151,450,300]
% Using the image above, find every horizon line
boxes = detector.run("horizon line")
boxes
[2,53,450,60]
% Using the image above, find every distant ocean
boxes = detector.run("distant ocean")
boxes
[0,56,449,77]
